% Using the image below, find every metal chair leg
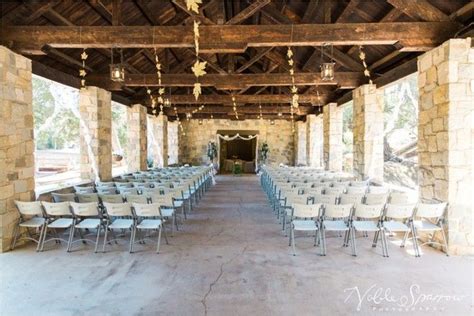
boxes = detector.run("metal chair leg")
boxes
[291,226,296,256]
[156,227,162,254]
[10,222,20,250]
[102,225,109,253]
[94,225,101,253]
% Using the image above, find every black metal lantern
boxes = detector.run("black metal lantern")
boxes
[320,43,335,81]
[110,47,125,82]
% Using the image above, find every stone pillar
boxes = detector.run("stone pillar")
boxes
[126,104,148,172]
[306,114,324,168]
[323,103,343,171]
[167,121,179,165]
[79,86,112,181]
[294,121,307,166]
[352,84,384,182]
[0,46,35,252]
[418,38,474,255]
[148,114,168,168]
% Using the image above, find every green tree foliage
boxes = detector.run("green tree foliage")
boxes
[111,102,128,157]
[32,75,80,150]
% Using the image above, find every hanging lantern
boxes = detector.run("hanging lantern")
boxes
[320,43,335,81]
[110,47,125,82]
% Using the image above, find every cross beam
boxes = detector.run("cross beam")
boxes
[87,72,363,90]
[1,22,461,54]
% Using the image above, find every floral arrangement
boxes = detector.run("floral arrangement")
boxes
[207,141,218,161]
[261,142,269,162]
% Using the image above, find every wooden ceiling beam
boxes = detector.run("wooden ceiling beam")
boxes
[41,44,94,72]
[171,0,215,25]
[112,0,122,26]
[387,0,450,22]
[23,1,61,24]
[87,72,364,90]
[301,0,320,23]
[87,0,112,24]
[135,94,326,105]
[225,0,271,25]
[336,0,359,22]
[3,22,460,54]
[236,47,273,73]
[134,0,159,25]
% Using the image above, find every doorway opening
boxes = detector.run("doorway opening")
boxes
[217,130,258,174]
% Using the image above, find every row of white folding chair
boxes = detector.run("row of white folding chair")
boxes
[286,201,447,257]
[12,200,173,253]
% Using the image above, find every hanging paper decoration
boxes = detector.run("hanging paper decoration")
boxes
[232,95,239,119]
[287,47,299,108]
[79,48,88,89]
[259,103,263,120]
[186,0,202,13]
[174,106,185,136]
[190,5,205,101]
[358,46,373,85]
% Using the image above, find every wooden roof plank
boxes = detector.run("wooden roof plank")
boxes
[225,0,271,25]
[387,0,450,22]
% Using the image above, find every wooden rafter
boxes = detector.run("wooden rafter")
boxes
[225,0,271,25]
[387,0,450,22]
[87,72,364,90]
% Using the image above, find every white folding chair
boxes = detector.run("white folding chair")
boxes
[382,203,418,257]
[76,193,99,203]
[11,201,45,251]
[131,203,168,253]
[99,194,124,204]
[96,187,117,195]
[364,193,389,205]
[52,193,76,202]
[324,187,346,195]
[74,186,95,194]
[321,204,355,256]
[115,182,134,189]
[102,202,135,252]
[68,202,103,252]
[340,193,365,205]
[389,192,411,204]
[119,187,140,195]
[350,180,368,187]
[40,201,73,251]
[147,193,179,234]
[125,194,149,204]
[346,186,368,195]
[281,193,313,234]
[368,186,389,194]
[352,204,387,257]
[412,202,449,256]
[289,203,323,256]
[313,193,339,205]
[96,181,115,188]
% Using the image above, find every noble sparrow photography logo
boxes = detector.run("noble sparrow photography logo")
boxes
[343,284,468,312]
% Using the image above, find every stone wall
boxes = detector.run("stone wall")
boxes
[148,114,168,168]
[306,114,323,168]
[294,121,307,165]
[323,103,343,171]
[0,46,35,252]
[79,86,112,181]
[418,38,473,255]
[126,104,147,172]
[352,84,384,182]
[167,121,179,165]
[178,119,295,166]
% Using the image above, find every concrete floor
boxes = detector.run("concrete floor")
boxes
[1,175,472,315]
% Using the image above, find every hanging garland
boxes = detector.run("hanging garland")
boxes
[287,47,299,108]
[79,48,88,89]
[190,10,206,100]
[358,46,373,85]
[259,103,263,120]
[232,95,239,119]
[174,105,185,136]
[154,49,166,115]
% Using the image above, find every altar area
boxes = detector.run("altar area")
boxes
[217,131,258,174]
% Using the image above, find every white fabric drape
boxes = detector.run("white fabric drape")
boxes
[216,133,259,172]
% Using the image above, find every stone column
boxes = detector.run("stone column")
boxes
[306,114,323,168]
[418,38,473,255]
[294,121,307,166]
[126,104,148,172]
[79,86,112,181]
[0,46,35,252]
[167,121,179,165]
[148,114,168,168]
[352,84,384,182]
[323,103,343,171]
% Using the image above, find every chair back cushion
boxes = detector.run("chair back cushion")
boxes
[416,202,447,218]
